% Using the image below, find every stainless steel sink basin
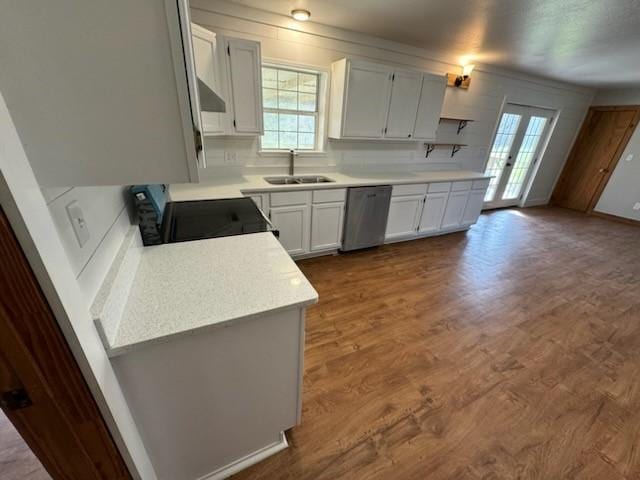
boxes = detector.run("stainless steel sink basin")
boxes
[264,175,335,185]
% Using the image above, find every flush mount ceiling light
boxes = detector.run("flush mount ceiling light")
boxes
[447,63,475,89]
[291,9,311,21]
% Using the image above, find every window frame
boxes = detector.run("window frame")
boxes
[259,61,326,154]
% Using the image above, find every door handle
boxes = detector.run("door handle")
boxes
[506,163,513,167]
[0,388,32,411]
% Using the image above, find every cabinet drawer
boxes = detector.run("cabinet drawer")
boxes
[472,178,491,190]
[427,182,451,193]
[451,181,473,192]
[312,188,346,204]
[270,190,311,207]
[392,183,428,197]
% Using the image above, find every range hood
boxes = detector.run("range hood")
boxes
[197,77,226,113]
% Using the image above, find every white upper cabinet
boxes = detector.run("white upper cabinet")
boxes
[413,74,447,140]
[329,58,446,142]
[329,59,393,139]
[223,38,264,135]
[384,71,423,139]
[0,0,203,187]
[191,23,224,136]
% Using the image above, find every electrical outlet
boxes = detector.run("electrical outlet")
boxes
[224,152,237,165]
[633,202,640,211]
[66,200,90,247]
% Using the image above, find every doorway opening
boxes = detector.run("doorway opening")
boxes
[483,104,555,210]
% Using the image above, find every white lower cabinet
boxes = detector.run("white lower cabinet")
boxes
[441,190,471,230]
[462,189,487,226]
[270,205,311,256]
[418,192,448,233]
[311,202,344,251]
[385,194,425,240]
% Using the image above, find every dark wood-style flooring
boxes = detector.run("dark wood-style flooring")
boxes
[234,207,640,479]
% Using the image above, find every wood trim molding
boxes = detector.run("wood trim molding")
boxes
[590,210,640,227]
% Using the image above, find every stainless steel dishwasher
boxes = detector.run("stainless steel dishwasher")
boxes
[341,185,392,251]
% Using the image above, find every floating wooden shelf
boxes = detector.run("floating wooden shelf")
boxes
[439,117,474,134]
[423,143,468,158]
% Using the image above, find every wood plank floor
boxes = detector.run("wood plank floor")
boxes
[0,409,50,480]
[234,206,640,480]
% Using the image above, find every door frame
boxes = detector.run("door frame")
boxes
[553,105,640,213]
[0,206,132,479]
[483,103,556,210]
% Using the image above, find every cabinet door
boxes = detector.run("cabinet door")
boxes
[418,192,448,233]
[384,70,422,139]
[385,195,424,240]
[461,189,486,226]
[226,38,263,134]
[441,190,470,230]
[191,24,223,135]
[413,74,447,140]
[311,202,344,251]
[342,61,393,138]
[270,205,310,256]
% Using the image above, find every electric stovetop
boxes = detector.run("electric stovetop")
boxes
[161,197,277,244]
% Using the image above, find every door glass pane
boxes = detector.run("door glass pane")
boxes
[501,116,548,200]
[484,113,522,201]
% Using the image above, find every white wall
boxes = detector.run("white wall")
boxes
[41,186,133,302]
[191,0,594,205]
[593,88,640,221]
[0,93,156,480]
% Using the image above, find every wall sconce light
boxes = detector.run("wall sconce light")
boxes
[447,64,475,89]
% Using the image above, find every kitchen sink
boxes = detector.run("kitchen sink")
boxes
[264,175,335,185]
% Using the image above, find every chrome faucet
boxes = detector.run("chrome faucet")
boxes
[289,149,297,176]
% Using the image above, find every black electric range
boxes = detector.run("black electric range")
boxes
[161,197,278,244]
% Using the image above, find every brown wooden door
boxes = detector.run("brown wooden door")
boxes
[0,207,132,480]
[552,106,640,212]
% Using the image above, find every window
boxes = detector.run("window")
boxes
[261,66,320,151]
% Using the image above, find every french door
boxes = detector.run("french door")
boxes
[483,104,554,209]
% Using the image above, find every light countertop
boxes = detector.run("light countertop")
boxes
[169,170,491,201]
[93,230,318,357]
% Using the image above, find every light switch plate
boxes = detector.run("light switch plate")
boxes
[625,154,634,162]
[66,200,90,247]
[633,202,640,211]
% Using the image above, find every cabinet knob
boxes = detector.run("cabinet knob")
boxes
[408,134,412,138]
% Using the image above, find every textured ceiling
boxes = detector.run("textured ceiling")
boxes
[227,0,640,87]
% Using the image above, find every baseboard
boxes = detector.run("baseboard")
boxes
[198,432,289,480]
[292,249,339,260]
[522,197,549,207]
[384,226,470,245]
[590,210,640,227]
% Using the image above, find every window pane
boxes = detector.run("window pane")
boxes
[298,115,315,133]
[262,68,277,89]
[278,90,297,110]
[261,130,278,149]
[280,131,297,149]
[277,70,298,91]
[264,112,278,130]
[263,88,277,108]
[279,113,297,131]
[298,93,316,112]
[299,73,317,93]
[260,66,320,151]
[299,133,315,149]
